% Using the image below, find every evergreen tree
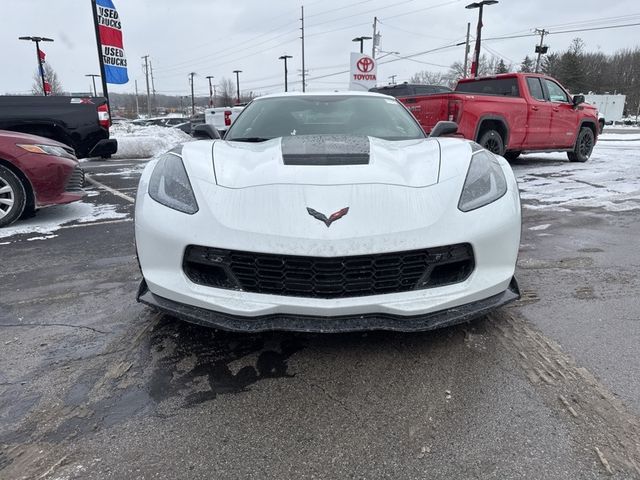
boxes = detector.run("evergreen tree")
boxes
[558,38,588,93]
[520,55,534,73]
[495,59,509,74]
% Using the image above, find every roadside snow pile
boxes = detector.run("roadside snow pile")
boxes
[598,132,640,142]
[514,137,640,212]
[110,124,193,159]
[0,202,127,240]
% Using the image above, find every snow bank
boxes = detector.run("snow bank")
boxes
[0,202,127,240]
[110,124,193,159]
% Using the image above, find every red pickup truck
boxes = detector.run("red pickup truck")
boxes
[398,73,599,162]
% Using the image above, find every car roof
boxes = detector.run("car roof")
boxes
[255,91,393,100]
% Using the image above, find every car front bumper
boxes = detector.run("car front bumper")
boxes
[138,277,520,333]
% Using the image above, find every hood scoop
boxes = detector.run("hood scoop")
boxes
[281,135,369,166]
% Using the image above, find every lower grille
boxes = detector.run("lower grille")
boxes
[65,166,85,192]
[183,244,474,299]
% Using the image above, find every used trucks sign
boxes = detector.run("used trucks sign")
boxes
[349,53,377,91]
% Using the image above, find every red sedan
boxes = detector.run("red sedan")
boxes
[0,130,85,227]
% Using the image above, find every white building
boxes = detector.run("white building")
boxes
[583,94,626,122]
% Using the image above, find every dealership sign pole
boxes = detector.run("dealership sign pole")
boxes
[91,0,129,106]
[349,53,377,91]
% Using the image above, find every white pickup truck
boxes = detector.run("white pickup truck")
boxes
[204,105,246,136]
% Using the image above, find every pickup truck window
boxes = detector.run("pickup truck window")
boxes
[455,78,520,97]
[544,79,570,103]
[526,77,546,101]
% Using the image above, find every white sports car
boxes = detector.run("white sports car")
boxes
[135,91,521,332]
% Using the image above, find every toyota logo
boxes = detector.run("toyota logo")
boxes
[356,57,375,73]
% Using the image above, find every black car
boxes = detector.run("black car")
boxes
[369,83,452,98]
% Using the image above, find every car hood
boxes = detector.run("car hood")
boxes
[0,129,70,148]
[211,135,441,188]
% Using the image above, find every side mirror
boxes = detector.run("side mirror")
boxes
[572,94,585,106]
[430,121,458,138]
[192,124,221,140]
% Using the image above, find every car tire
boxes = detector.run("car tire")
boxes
[0,165,27,228]
[598,120,605,135]
[567,127,595,163]
[478,129,505,156]
[504,151,522,162]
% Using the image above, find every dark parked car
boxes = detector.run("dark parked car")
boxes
[369,83,452,98]
[0,96,117,159]
[0,130,85,227]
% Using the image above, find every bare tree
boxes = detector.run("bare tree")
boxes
[409,71,449,85]
[31,63,64,95]
[217,77,236,107]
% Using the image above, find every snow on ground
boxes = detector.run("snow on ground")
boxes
[0,201,127,240]
[513,137,640,212]
[109,124,193,159]
[598,133,640,141]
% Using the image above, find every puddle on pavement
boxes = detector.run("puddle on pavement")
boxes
[147,316,307,406]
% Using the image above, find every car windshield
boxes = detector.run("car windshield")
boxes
[225,95,425,141]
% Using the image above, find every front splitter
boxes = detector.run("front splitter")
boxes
[137,278,520,333]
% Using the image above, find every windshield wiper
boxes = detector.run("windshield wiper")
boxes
[227,137,271,142]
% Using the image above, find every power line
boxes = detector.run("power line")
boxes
[483,21,640,43]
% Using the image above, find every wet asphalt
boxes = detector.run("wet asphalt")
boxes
[0,154,639,479]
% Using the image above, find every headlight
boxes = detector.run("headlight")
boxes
[148,152,199,214]
[17,144,76,160]
[458,150,507,212]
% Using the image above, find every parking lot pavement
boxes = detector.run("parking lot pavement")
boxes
[1,146,640,479]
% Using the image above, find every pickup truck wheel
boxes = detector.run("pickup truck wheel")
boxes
[504,151,522,162]
[568,127,594,163]
[0,165,27,228]
[478,130,505,156]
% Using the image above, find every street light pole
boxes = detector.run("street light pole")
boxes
[233,70,242,104]
[19,36,54,96]
[85,74,100,96]
[206,75,215,107]
[466,1,498,78]
[352,36,372,54]
[188,72,196,116]
[279,55,293,92]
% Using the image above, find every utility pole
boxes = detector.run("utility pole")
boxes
[463,22,471,78]
[534,28,549,73]
[206,75,215,107]
[233,70,242,104]
[300,6,306,92]
[150,60,157,114]
[389,75,397,85]
[19,36,54,96]
[189,72,196,116]
[142,55,151,116]
[279,55,293,92]
[134,79,140,118]
[85,74,100,96]
[372,17,378,58]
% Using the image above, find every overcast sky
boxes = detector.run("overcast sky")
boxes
[2,0,639,97]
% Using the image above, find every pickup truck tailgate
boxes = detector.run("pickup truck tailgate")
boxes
[400,94,451,134]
